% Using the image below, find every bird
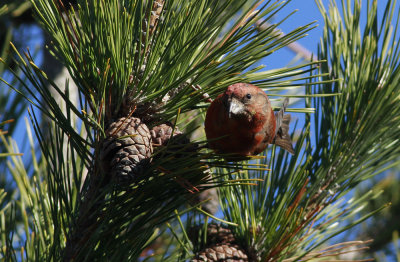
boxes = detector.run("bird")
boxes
[204,83,294,158]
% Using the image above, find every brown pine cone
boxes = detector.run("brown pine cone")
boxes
[191,243,248,262]
[206,224,236,244]
[101,117,153,184]
[150,122,198,155]
[189,223,249,261]
[188,223,235,247]
[150,122,183,146]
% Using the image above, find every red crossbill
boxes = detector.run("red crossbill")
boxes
[204,83,294,158]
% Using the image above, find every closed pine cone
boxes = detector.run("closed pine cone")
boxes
[150,122,183,146]
[189,223,248,262]
[150,122,197,156]
[101,117,153,184]
[191,243,248,262]
[188,223,235,247]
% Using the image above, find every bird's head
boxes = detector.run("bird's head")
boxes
[222,83,269,121]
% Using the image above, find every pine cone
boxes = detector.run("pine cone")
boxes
[189,224,249,262]
[188,223,235,247]
[150,122,183,146]
[101,117,153,184]
[150,122,197,155]
[191,243,248,262]
[207,223,237,244]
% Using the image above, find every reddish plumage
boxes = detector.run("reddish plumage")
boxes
[205,83,294,158]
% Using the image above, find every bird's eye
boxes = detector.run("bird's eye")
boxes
[246,93,252,99]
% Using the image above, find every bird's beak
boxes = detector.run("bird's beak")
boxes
[227,97,245,118]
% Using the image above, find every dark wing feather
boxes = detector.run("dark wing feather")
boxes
[274,98,294,154]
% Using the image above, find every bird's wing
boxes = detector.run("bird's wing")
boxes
[275,97,289,136]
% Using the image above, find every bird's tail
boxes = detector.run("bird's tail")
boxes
[274,98,295,154]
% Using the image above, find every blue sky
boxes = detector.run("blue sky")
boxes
[265,0,324,67]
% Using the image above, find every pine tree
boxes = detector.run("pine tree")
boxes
[1,0,400,261]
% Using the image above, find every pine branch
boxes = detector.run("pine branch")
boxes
[1,0,349,261]
[283,240,374,262]
[189,0,400,261]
